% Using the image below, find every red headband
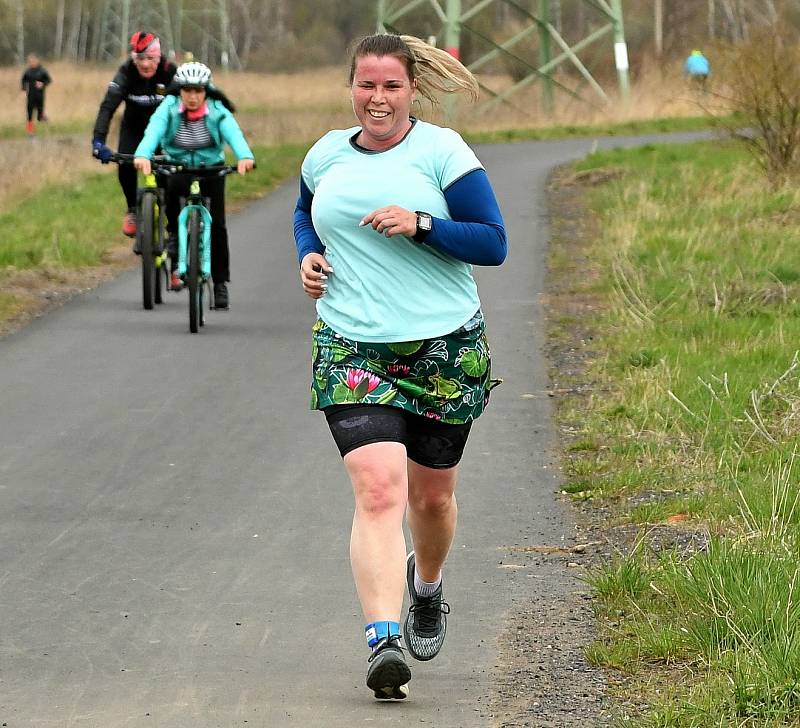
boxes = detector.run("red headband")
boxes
[130,32,159,54]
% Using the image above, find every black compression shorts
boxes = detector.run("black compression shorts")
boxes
[323,404,472,469]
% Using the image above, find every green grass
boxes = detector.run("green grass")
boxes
[465,114,722,144]
[0,119,90,140]
[0,142,307,272]
[551,137,800,724]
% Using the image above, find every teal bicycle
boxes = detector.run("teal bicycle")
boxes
[170,164,239,333]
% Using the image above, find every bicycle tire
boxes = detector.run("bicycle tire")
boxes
[188,209,201,333]
[200,281,207,327]
[154,253,163,305]
[139,193,156,310]
[155,193,168,305]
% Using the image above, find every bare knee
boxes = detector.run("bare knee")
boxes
[346,446,407,518]
[408,461,457,513]
[355,478,406,517]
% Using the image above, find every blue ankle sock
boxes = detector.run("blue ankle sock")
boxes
[365,620,401,649]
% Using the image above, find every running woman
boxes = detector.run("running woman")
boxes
[293,33,507,699]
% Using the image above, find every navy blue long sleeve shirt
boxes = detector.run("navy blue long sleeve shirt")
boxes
[293,167,507,266]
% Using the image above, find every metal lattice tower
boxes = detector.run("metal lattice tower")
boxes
[376,0,629,115]
[96,0,175,62]
[96,0,238,68]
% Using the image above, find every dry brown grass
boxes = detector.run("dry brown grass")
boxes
[0,60,707,214]
[462,64,706,132]
[0,62,351,128]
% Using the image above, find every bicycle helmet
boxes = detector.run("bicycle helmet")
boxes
[175,61,212,88]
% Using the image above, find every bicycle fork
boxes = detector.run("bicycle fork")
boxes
[177,202,212,279]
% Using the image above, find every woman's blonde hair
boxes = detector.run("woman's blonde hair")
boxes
[348,33,479,104]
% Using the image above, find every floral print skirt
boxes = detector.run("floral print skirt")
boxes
[310,310,500,424]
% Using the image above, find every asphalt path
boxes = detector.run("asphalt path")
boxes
[0,132,707,727]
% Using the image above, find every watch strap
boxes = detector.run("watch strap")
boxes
[413,211,433,243]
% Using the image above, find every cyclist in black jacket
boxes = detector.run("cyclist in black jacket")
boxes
[91,32,177,238]
[20,54,51,136]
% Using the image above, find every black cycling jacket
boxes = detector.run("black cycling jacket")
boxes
[92,58,177,143]
[20,66,51,98]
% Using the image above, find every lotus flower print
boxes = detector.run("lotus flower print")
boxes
[346,368,381,400]
[387,364,411,377]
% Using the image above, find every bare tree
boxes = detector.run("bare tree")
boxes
[708,0,716,40]
[655,0,663,58]
[54,0,65,58]
[15,0,24,63]
[65,0,83,60]
[551,0,562,35]
[77,3,89,61]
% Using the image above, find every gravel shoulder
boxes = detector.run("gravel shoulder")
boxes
[486,164,615,727]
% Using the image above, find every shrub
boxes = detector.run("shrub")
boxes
[715,29,800,187]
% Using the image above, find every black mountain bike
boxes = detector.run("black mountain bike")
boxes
[110,153,174,310]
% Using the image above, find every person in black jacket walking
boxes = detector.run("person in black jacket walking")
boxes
[91,32,177,238]
[20,54,51,136]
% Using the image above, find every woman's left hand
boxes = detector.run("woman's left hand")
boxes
[237,159,255,175]
[361,206,417,238]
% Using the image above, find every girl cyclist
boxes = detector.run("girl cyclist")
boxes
[133,61,255,310]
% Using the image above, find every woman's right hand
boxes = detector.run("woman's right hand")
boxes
[133,157,151,175]
[300,252,333,300]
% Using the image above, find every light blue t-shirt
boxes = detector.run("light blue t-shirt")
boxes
[301,119,483,343]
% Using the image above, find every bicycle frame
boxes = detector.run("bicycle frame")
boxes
[164,164,237,332]
[171,167,237,278]
[136,171,167,258]
[176,181,212,280]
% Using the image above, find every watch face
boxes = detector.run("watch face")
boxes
[418,213,432,231]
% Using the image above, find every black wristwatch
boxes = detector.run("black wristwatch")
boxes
[413,211,433,242]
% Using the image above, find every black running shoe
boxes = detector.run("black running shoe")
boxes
[213,282,228,310]
[366,636,411,700]
[403,552,450,661]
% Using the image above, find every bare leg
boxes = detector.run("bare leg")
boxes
[344,441,409,623]
[406,461,459,582]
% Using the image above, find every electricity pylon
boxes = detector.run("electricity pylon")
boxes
[376,0,629,115]
[96,0,175,62]
[96,0,238,68]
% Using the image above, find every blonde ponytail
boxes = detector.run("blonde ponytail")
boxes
[400,35,479,104]
[348,33,479,106]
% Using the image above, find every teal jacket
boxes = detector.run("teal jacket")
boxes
[134,94,254,166]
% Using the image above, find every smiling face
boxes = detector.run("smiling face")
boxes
[351,54,416,151]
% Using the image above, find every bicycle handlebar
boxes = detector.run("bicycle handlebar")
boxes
[108,152,171,165]
[170,164,241,178]
[108,153,244,178]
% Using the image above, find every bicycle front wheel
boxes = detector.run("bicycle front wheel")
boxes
[187,209,201,333]
[154,204,163,305]
[139,193,156,310]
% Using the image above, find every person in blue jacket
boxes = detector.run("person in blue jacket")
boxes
[294,33,506,700]
[133,61,254,309]
[684,49,710,89]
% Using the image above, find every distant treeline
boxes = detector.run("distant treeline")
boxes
[1,0,797,72]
